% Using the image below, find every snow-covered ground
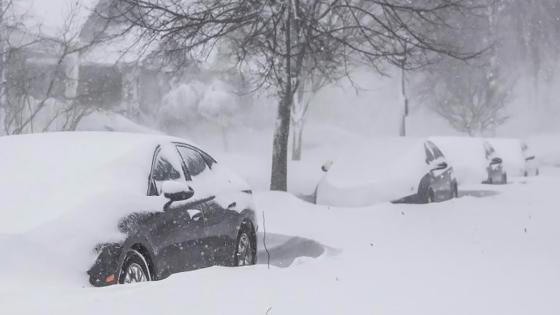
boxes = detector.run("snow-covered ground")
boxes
[2,166,559,314]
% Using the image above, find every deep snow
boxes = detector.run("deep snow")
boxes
[1,167,560,314]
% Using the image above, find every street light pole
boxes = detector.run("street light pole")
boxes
[399,44,408,137]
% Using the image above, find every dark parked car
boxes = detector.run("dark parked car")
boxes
[0,132,257,287]
[316,138,458,207]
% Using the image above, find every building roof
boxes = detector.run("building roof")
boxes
[16,0,100,38]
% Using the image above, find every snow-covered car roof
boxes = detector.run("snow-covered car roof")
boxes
[316,137,436,206]
[429,136,489,185]
[0,131,206,285]
[0,131,193,234]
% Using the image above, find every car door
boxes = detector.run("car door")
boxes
[175,144,241,266]
[146,144,206,276]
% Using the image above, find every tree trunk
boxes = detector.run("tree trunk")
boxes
[221,125,229,152]
[270,4,293,191]
[292,120,304,161]
[270,89,292,191]
[399,59,408,137]
[291,80,305,161]
[0,0,6,133]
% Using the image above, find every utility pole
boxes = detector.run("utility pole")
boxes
[399,43,409,137]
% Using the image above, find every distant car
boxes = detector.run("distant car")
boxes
[488,138,535,177]
[521,141,540,176]
[315,138,458,207]
[430,137,507,185]
[0,132,257,287]
[483,141,507,184]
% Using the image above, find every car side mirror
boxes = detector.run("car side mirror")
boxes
[525,155,535,161]
[321,160,333,173]
[490,157,503,165]
[431,162,448,171]
[161,181,194,203]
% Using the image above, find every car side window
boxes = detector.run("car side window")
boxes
[148,146,185,196]
[432,145,444,159]
[176,145,209,178]
[484,142,495,159]
[424,143,435,164]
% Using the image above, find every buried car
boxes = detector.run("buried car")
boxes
[429,137,507,185]
[488,138,539,177]
[521,141,540,176]
[315,138,458,207]
[483,141,507,184]
[0,132,257,287]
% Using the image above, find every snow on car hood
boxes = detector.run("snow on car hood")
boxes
[429,136,488,185]
[316,138,430,207]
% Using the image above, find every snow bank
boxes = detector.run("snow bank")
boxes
[3,170,560,314]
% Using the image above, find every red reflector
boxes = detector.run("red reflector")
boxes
[105,274,115,283]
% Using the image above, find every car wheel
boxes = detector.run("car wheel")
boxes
[234,225,256,266]
[426,188,435,203]
[119,249,151,284]
[452,183,459,198]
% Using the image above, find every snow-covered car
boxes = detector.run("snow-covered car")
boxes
[483,141,508,184]
[430,137,486,185]
[488,138,533,177]
[315,138,458,207]
[429,137,507,185]
[0,132,257,287]
[521,141,540,176]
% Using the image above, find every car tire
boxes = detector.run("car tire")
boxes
[426,188,435,203]
[119,249,152,284]
[234,224,256,266]
[452,183,459,198]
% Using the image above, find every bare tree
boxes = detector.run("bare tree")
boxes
[290,67,336,161]
[419,59,512,136]
[112,0,484,191]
